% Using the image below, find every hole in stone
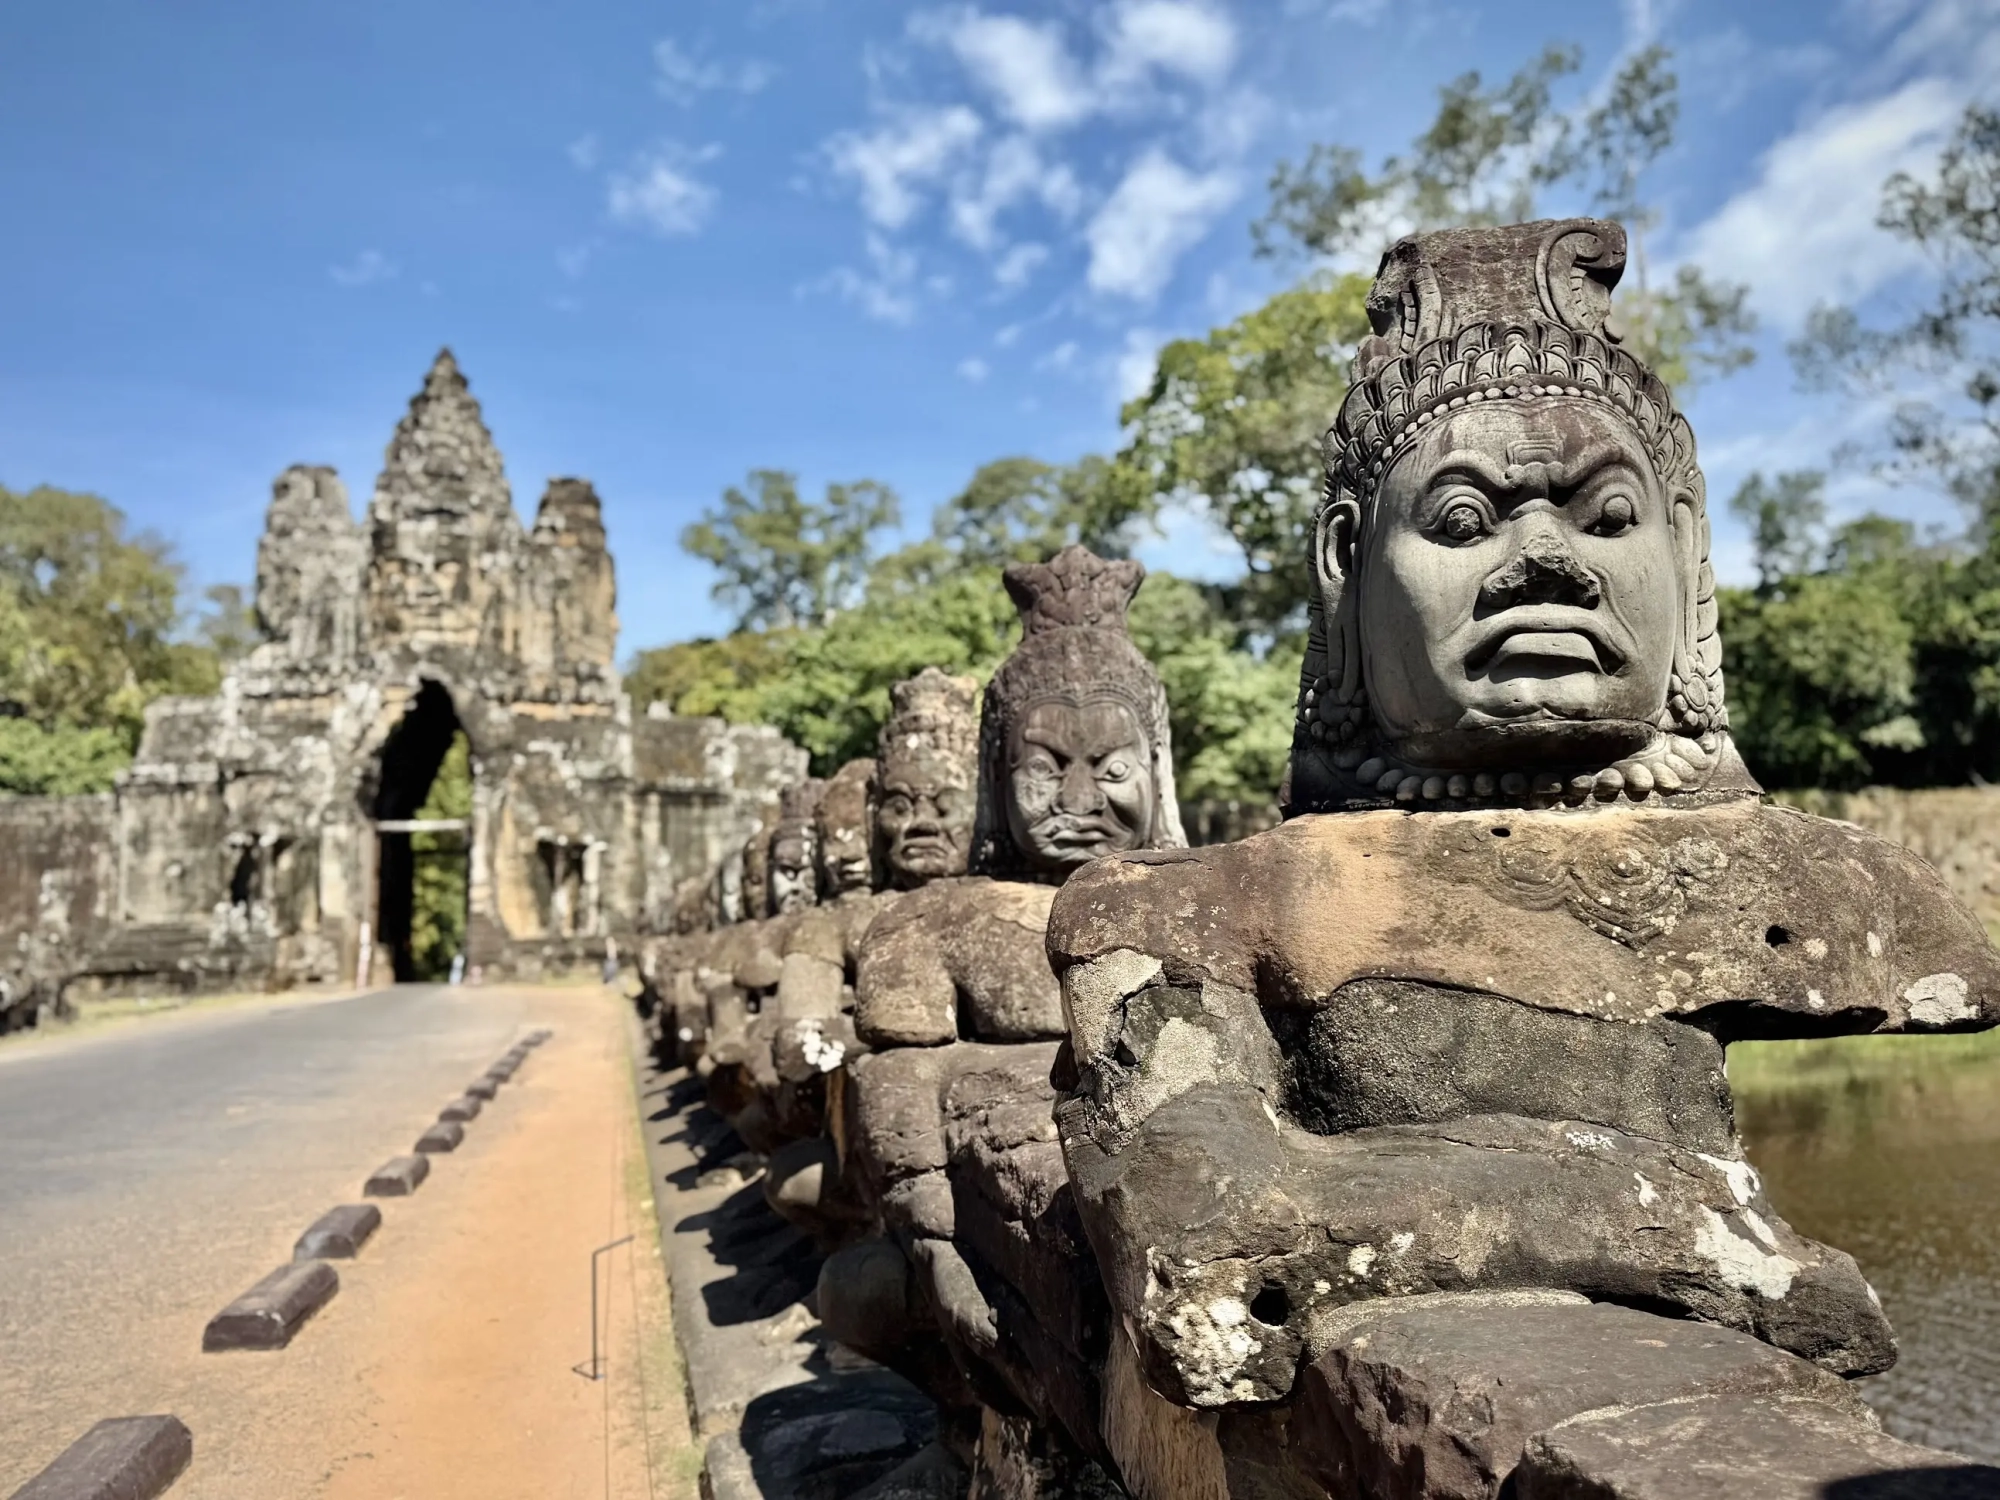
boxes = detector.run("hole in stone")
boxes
[1765,925,1792,948]
[1491,827,1511,838]
[1250,1284,1290,1326]
[1114,1039,1139,1068]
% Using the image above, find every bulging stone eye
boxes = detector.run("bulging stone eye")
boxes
[1597,494,1637,534]
[1441,503,1485,542]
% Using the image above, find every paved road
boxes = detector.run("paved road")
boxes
[0,984,542,1491]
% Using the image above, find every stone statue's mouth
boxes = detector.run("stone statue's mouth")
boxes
[1464,607,1625,677]
[1035,816,1122,851]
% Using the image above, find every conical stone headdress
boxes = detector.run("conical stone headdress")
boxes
[1290,218,1746,812]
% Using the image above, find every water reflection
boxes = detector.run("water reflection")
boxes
[1734,1033,2000,1459]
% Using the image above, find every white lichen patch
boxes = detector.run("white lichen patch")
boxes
[1867,931,1884,958]
[1804,937,1829,961]
[1164,1295,1263,1406]
[1904,972,1975,1026]
[1807,989,1827,1011]
[1063,949,1164,1059]
[1694,1206,1799,1298]
[1347,1244,1377,1277]
[1566,1129,1613,1151]
[798,1021,846,1072]
[1741,1209,1782,1250]
[1633,1172,1658,1207]
[1696,1152,1762,1207]
[1117,1018,1222,1129]
[1389,1231,1415,1255]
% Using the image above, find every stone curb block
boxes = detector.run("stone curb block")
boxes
[486,1058,519,1080]
[415,1121,464,1154]
[292,1204,381,1261]
[438,1096,482,1122]
[465,1078,498,1100]
[523,1028,552,1046]
[8,1414,192,1500]
[363,1154,430,1197]
[202,1262,338,1352]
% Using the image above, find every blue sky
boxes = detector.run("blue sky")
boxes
[2,0,1996,653]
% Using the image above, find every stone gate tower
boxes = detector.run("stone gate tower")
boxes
[97,351,803,991]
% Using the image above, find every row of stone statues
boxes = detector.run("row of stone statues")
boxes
[645,218,2000,1500]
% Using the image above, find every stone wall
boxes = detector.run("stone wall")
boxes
[0,795,116,1027]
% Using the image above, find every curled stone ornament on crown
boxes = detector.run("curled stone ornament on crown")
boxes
[1289,218,1756,814]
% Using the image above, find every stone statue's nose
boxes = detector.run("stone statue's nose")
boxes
[1478,528,1601,611]
[1057,759,1106,814]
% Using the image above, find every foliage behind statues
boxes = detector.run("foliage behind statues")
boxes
[0,485,232,796]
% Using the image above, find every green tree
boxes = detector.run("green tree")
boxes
[1793,105,2000,522]
[194,583,259,662]
[680,470,901,629]
[1254,43,1754,392]
[1126,574,1295,803]
[1254,43,1584,257]
[409,731,471,981]
[0,719,133,797]
[1110,274,1374,633]
[624,629,798,722]
[0,484,225,794]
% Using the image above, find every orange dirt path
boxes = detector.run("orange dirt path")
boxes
[310,984,696,1500]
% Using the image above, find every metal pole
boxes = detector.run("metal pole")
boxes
[573,1235,633,1381]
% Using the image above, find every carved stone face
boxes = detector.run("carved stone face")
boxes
[768,833,816,914]
[877,749,974,886]
[1004,699,1155,872]
[1357,401,1679,767]
[817,826,873,898]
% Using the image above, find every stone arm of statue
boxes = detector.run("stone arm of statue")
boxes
[853,877,1065,1047]
[1042,816,2000,1411]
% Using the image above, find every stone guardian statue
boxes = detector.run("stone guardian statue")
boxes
[1045,219,2000,1495]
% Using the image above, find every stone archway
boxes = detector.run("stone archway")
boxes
[370,679,472,982]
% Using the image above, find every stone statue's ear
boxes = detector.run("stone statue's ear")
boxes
[1316,496,1358,601]
[1315,496,1366,705]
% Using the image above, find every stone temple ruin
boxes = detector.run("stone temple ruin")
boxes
[0,351,803,1019]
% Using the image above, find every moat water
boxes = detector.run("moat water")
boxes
[1734,1031,2000,1460]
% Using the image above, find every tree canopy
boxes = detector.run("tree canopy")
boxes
[0,485,226,795]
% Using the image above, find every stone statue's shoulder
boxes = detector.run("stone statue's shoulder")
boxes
[872,874,1055,935]
[1047,821,1321,989]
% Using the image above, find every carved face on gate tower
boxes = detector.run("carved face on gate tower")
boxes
[1292,218,1751,811]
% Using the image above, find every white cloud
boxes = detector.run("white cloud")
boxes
[1115,327,1161,400]
[912,2,1236,132]
[608,143,721,237]
[1086,149,1237,299]
[1853,0,2000,81]
[1680,77,1963,329]
[330,250,397,288]
[994,241,1049,288]
[556,241,596,278]
[916,9,1095,131]
[567,134,600,171]
[813,232,923,323]
[826,105,984,229]
[1097,1,1238,96]
[654,38,775,105]
[958,357,990,381]
[1037,340,1081,371]
[948,134,1080,251]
